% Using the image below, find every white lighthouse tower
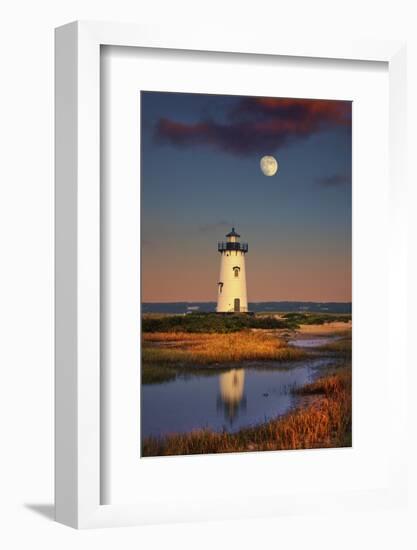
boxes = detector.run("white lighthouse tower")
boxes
[216,228,249,313]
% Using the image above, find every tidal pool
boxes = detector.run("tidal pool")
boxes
[141,356,335,439]
[289,335,340,348]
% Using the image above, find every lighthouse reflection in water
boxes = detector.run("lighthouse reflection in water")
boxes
[217,369,247,425]
[141,358,335,438]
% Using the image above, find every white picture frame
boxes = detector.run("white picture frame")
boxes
[55,21,407,529]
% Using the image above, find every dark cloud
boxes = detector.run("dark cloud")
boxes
[316,174,351,187]
[155,97,351,156]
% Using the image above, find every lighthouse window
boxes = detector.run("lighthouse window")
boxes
[233,267,240,278]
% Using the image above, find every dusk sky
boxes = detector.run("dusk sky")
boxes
[141,92,352,302]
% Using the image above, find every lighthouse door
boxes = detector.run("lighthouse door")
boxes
[234,298,240,312]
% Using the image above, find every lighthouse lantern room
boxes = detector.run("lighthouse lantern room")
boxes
[217,228,248,313]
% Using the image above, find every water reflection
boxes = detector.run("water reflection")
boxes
[217,369,247,424]
[141,357,335,439]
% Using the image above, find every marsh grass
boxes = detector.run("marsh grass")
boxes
[314,335,352,354]
[141,364,178,384]
[141,331,306,383]
[294,370,351,397]
[142,312,352,333]
[142,331,306,365]
[142,369,352,456]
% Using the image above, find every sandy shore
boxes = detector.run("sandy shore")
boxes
[297,321,352,334]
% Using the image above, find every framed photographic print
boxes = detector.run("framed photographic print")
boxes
[55,21,407,528]
[139,90,353,458]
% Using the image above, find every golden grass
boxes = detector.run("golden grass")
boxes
[315,336,352,353]
[298,321,352,334]
[142,331,306,364]
[294,370,350,396]
[142,369,351,456]
[143,332,204,342]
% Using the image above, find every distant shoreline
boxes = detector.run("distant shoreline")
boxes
[142,301,352,315]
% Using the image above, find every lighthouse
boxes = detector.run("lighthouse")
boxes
[216,228,249,313]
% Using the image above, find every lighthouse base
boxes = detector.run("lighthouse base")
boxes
[215,311,254,316]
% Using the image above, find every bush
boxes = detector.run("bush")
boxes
[280,312,351,325]
[142,312,351,333]
[142,313,297,333]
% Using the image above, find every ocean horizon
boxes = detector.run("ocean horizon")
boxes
[142,301,352,314]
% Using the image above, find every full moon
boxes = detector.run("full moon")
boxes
[260,155,278,176]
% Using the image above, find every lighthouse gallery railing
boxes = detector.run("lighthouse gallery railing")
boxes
[217,242,248,252]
